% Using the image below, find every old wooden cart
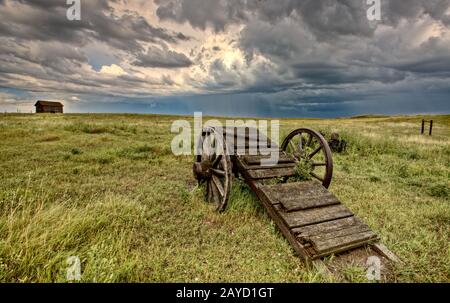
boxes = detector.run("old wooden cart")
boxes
[193,126,399,273]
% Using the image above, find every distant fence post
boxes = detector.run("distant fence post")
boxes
[421,119,434,136]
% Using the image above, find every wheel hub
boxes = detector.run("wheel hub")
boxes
[193,159,213,181]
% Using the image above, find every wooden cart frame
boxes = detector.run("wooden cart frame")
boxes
[193,126,399,272]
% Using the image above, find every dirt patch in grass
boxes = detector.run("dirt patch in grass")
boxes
[37,135,60,142]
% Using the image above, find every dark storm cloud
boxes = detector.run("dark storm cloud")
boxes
[155,0,450,95]
[0,37,172,98]
[0,0,190,51]
[155,0,450,34]
[0,0,193,99]
[383,0,450,26]
[0,38,90,82]
[155,0,248,32]
[133,46,193,68]
[291,63,405,85]
[390,57,450,75]
[0,39,88,65]
[0,0,449,116]
[294,0,374,39]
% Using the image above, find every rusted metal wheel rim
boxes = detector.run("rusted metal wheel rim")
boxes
[194,127,232,212]
[281,128,333,188]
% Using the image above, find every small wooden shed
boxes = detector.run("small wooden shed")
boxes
[35,100,64,113]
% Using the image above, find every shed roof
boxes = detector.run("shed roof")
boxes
[35,100,64,107]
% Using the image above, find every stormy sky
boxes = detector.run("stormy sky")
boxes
[0,0,449,117]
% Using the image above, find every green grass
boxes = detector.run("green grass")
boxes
[0,113,449,282]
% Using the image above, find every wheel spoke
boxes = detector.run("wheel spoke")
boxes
[211,175,225,197]
[211,168,226,177]
[288,141,301,160]
[211,179,222,203]
[210,153,216,164]
[306,133,313,146]
[289,140,297,153]
[212,154,222,167]
[298,134,304,153]
[310,172,324,182]
[308,145,322,159]
[312,162,327,167]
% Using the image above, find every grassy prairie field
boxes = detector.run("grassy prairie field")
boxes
[0,113,448,282]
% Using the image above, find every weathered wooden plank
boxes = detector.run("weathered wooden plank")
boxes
[311,238,376,259]
[234,142,268,149]
[223,127,267,139]
[312,230,378,255]
[248,182,314,262]
[236,150,282,158]
[292,216,363,237]
[228,140,273,150]
[223,130,260,138]
[244,154,294,165]
[225,137,278,151]
[260,181,340,211]
[232,143,270,151]
[247,167,296,179]
[307,224,372,243]
[263,181,329,195]
[223,142,278,157]
[222,127,278,150]
[244,162,296,170]
[275,204,353,228]
[228,138,263,145]
[373,243,402,263]
[282,194,340,211]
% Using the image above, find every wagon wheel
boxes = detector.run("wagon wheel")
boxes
[193,127,232,212]
[281,128,333,188]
